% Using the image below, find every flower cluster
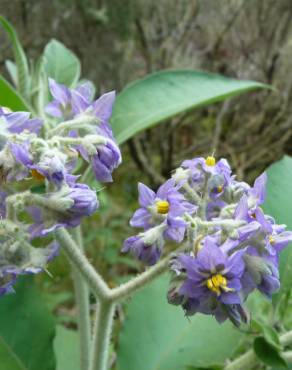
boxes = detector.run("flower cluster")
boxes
[0,78,121,295]
[123,156,292,326]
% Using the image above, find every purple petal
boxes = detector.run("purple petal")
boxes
[250,172,267,205]
[130,208,152,228]
[48,78,71,106]
[92,91,116,122]
[45,101,63,117]
[138,183,155,207]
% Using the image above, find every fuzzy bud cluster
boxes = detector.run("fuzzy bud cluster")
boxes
[123,156,292,326]
[0,79,121,295]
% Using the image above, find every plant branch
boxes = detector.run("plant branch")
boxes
[49,115,98,137]
[89,301,115,370]
[225,329,292,370]
[109,255,170,302]
[55,228,111,300]
[71,227,91,370]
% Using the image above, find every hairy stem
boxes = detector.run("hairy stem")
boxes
[71,227,91,370]
[225,349,256,370]
[109,255,170,302]
[49,115,98,137]
[225,329,292,369]
[89,301,115,370]
[55,228,111,300]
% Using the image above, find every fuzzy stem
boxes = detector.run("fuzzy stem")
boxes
[225,349,256,370]
[71,227,91,370]
[281,330,292,346]
[182,182,201,204]
[49,115,99,137]
[53,135,106,146]
[55,228,111,300]
[199,219,246,228]
[109,256,170,302]
[225,329,292,369]
[89,302,115,370]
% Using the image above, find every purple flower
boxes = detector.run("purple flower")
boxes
[182,156,232,186]
[90,140,122,182]
[242,251,280,298]
[66,183,99,217]
[122,231,164,266]
[45,79,93,118]
[30,148,67,186]
[28,183,98,237]
[249,172,267,206]
[130,179,196,243]
[0,141,32,182]
[45,78,116,126]
[0,107,43,134]
[0,241,59,296]
[169,237,247,325]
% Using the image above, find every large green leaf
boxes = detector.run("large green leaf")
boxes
[0,75,30,111]
[43,39,81,87]
[263,156,292,294]
[117,275,242,370]
[0,16,30,99]
[0,277,56,370]
[54,325,80,370]
[111,70,269,144]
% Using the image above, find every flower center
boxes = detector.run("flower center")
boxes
[31,169,45,181]
[206,274,227,295]
[269,235,275,245]
[205,156,216,166]
[156,200,169,214]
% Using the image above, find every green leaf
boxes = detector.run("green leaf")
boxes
[5,60,18,86]
[254,337,287,368]
[43,39,81,87]
[117,275,242,370]
[0,277,56,370]
[0,16,30,98]
[53,325,80,370]
[0,75,30,111]
[264,156,292,296]
[111,70,269,144]
[252,319,281,350]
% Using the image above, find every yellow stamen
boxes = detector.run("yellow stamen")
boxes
[156,200,169,214]
[269,235,275,245]
[205,156,216,166]
[31,169,45,181]
[206,273,228,295]
[217,185,223,193]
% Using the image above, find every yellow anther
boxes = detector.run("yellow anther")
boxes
[206,274,227,295]
[269,235,275,245]
[31,169,45,181]
[205,156,216,166]
[217,185,223,193]
[156,200,169,214]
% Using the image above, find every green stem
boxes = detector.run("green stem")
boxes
[55,228,110,300]
[49,115,98,137]
[225,349,256,370]
[109,256,170,302]
[89,301,115,370]
[71,227,91,370]
[225,329,292,369]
